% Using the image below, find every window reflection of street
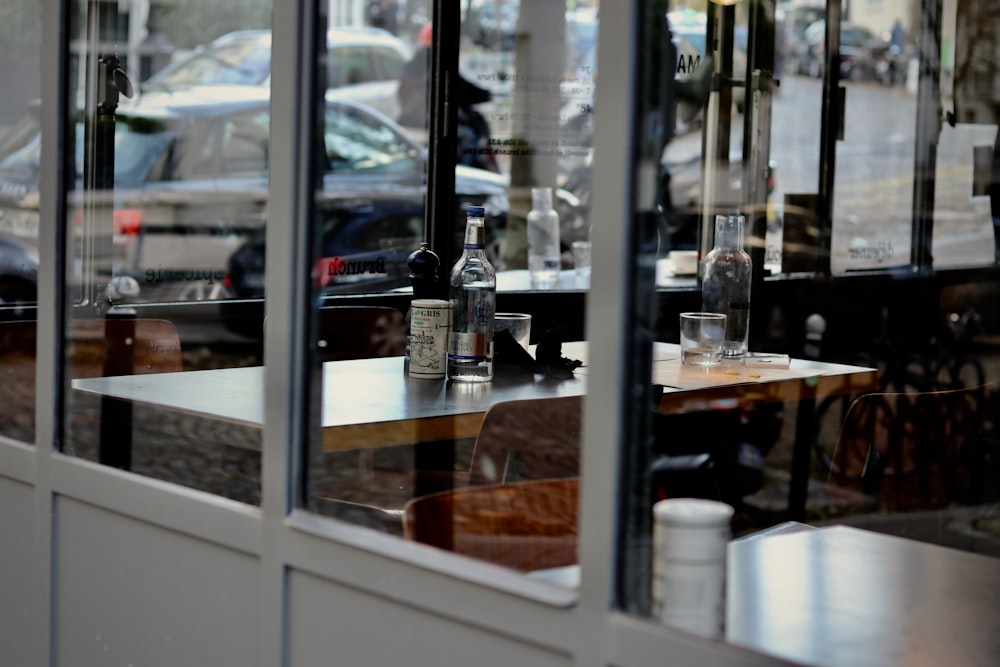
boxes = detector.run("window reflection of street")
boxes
[771,75,995,271]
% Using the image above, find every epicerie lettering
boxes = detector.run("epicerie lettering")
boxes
[145,268,226,284]
[848,242,894,263]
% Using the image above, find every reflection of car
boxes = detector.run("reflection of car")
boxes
[466,1,518,50]
[0,234,38,306]
[793,20,882,81]
[0,86,510,302]
[144,27,410,119]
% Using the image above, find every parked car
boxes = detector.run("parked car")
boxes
[143,27,411,120]
[0,233,37,307]
[0,85,512,304]
[793,19,883,82]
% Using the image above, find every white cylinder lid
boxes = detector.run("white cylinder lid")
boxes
[653,498,734,527]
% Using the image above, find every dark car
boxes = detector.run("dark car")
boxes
[0,234,38,307]
[793,19,883,82]
[0,85,511,304]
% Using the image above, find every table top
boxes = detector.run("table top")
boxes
[726,525,1000,666]
[531,525,1000,666]
[71,341,877,451]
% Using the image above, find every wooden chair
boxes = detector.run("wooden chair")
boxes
[311,396,584,534]
[315,306,406,363]
[468,395,583,485]
[0,318,184,446]
[826,385,990,511]
[403,477,580,571]
[67,318,184,377]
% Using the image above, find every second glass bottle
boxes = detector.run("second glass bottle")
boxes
[701,214,752,360]
[448,206,497,381]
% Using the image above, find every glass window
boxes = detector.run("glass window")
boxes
[57,0,268,503]
[301,1,595,584]
[614,0,1000,657]
[0,0,41,445]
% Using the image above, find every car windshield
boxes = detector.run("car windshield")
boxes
[149,36,272,88]
[0,115,171,187]
[324,105,418,173]
[0,119,42,172]
[72,117,175,188]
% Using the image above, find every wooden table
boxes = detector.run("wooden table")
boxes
[72,341,877,515]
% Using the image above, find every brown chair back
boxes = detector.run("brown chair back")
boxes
[0,318,184,441]
[827,385,989,510]
[68,318,184,377]
[315,306,406,362]
[403,477,579,571]
[468,396,582,485]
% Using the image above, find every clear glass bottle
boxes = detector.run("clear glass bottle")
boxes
[701,214,752,360]
[527,186,561,289]
[447,207,496,382]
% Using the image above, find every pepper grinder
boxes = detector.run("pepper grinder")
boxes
[404,242,441,375]
[408,242,440,300]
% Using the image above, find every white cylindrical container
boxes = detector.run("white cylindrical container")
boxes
[651,498,734,640]
[408,299,450,379]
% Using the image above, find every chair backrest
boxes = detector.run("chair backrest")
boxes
[826,385,990,510]
[69,318,184,377]
[315,306,406,362]
[0,318,183,376]
[402,477,579,571]
[467,396,582,486]
[0,318,184,440]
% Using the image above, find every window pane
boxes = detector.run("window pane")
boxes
[0,0,41,445]
[60,0,268,504]
[616,1,1000,656]
[303,1,594,584]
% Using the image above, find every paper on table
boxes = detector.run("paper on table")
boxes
[654,362,823,390]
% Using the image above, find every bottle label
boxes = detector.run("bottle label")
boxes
[408,299,450,379]
[449,332,491,362]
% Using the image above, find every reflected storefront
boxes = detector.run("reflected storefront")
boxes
[0,0,999,665]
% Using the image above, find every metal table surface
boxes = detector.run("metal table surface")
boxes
[72,341,875,452]
[725,525,1000,666]
[531,525,1000,666]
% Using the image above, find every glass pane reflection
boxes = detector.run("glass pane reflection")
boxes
[0,0,42,445]
[59,0,267,504]
[303,1,592,583]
